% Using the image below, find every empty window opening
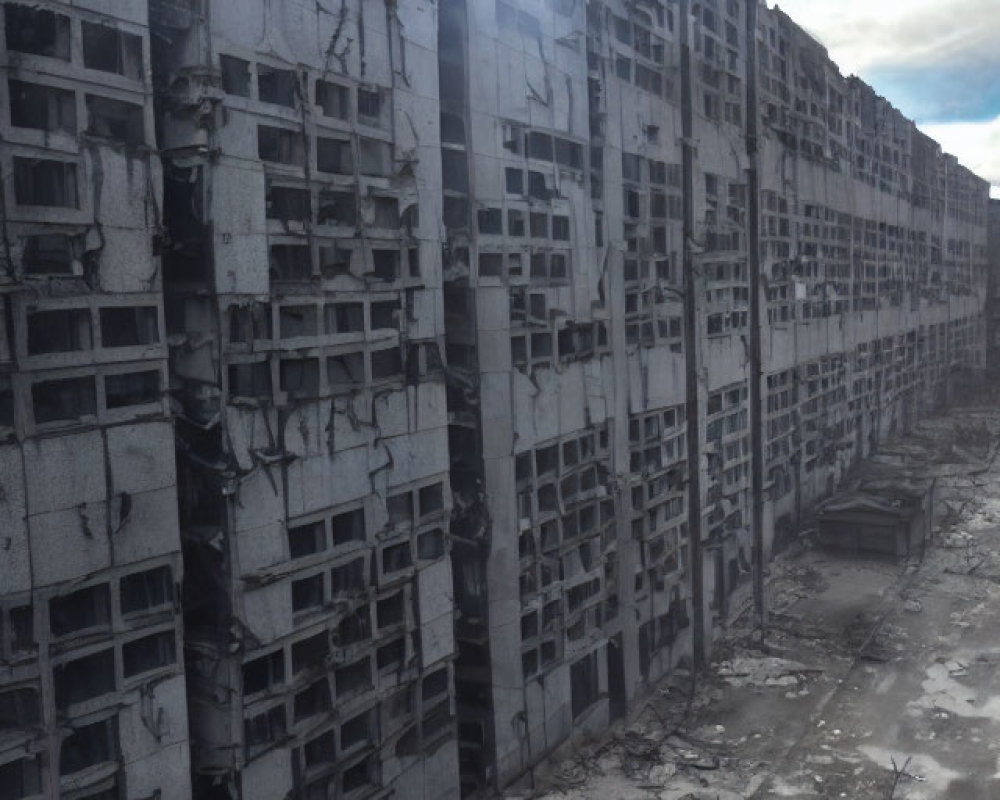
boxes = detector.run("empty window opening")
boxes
[291,573,325,612]
[105,370,160,408]
[27,308,91,355]
[120,566,174,615]
[50,584,111,637]
[316,80,349,119]
[324,302,363,334]
[317,190,356,226]
[291,632,329,675]
[335,657,372,698]
[54,648,115,709]
[122,630,176,677]
[570,651,600,718]
[419,483,444,515]
[304,730,335,767]
[244,705,286,756]
[317,137,353,174]
[85,94,145,145]
[382,542,412,574]
[32,376,97,424]
[13,157,78,207]
[267,185,310,223]
[279,304,318,339]
[442,149,469,193]
[377,592,404,628]
[371,347,402,381]
[228,362,272,399]
[331,509,365,547]
[0,687,39,730]
[243,650,284,695]
[387,492,413,525]
[372,197,399,228]
[269,244,312,280]
[417,529,445,560]
[257,64,297,106]
[341,710,374,751]
[4,3,69,59]
[0,754,42,800]
[22,233,74,274]
[369,300,399,330]
[288,521,326,558]
[258,125,304,166]
[371,249,399,281]
[330,557,366,594]
[342,756,376,794]
[59,716,118,775]
[100,306,158,347]
[293,678,331,722]
[280,358,319,398]
[8,606,32,653]
[327,352,365,390]
[358,138,392,176]
[219,54,250,96]
[8,80,75,133]
[422,668,448,701]
[357,87,382,124]
[81,22,142,79]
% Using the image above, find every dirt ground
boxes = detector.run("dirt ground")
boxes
[510,404,1000,800]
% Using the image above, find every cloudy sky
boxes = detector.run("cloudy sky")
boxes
[771,0,1000,197]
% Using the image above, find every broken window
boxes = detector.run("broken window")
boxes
[22,233,74,274]
[554,138,583,169]
[330,557,365,594]
[54,648,115,709]
[105,370,160,408]
[59,716,118,775]
[327,352,364,391]
[316,79,350,119]
[50,583,111,637]
[357,87,383,125]
[122,630,176,677]
[100,306,159,347]
[0,686,39,730]
[228,362,272,399]
[419,483,444,516]
[266,185,310,223]
[372,249,399,281]
[27,308,91,355]
[279,304,318,339]
[258,125,304,166]
[13,157,78,207]
[335,657,372,698]
[331,509,365,547]
[382,542,412,574]
[292,632,329,675]
[120,565,174,615]
[358,138,392,176]
[294,678,331,721]
[257,64,297,106]
[317,136,353,174]
[291,573,325,612]
[288,521,326,558]
[280,358,320,398]
[243,650,284,695]
[372,197,399,228]
[219,54,250,96]
[85,95,145,145]
[32,376,97,425]
[82,22,142,79]
[245,705,286,755]
[317,190,356,226]
[269,244,312,280]
[369,300,399,330]
[377,592,404,628]
[0,754,42,799]
[336,607,371,646]
[8,79,75,133]
[371,347,402,381]
[4,3,70,59]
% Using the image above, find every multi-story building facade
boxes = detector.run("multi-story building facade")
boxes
[0,1,990,800]
[149,0,458,798]
[0,2,190,799]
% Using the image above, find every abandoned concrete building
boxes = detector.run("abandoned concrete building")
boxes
[0,0,989,799]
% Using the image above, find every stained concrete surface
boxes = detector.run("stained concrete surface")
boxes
[510,404,1000,799]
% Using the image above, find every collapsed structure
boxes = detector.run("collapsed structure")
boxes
[0,1,989,799]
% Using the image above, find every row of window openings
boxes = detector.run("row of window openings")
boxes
[258,125,392,177]
[8,80,146,145]
[20,370,162,426]
[478,250,572,283]
[265,301,401,341]
[268,242,418,283]
[4,3,142,79]
[629,436,687,475]
[514,432,610,486]
[624,188,683,221]
[24,306,158,355]
[628,407,686,444]
[267,186,410,230]
[220,54,387,129]
[0,714,120,786]
[518,502,616,560]
[477,207,570,240]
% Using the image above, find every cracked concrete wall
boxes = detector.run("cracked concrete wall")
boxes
[0,1,189,798]
[153,0,457,797]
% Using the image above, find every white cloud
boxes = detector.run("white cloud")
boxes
[770,0,1000,75]
[918,116,1000,197]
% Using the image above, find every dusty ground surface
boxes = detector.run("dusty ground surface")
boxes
[510,404,1000,799]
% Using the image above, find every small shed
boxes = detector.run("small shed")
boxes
[816,472,935,561]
